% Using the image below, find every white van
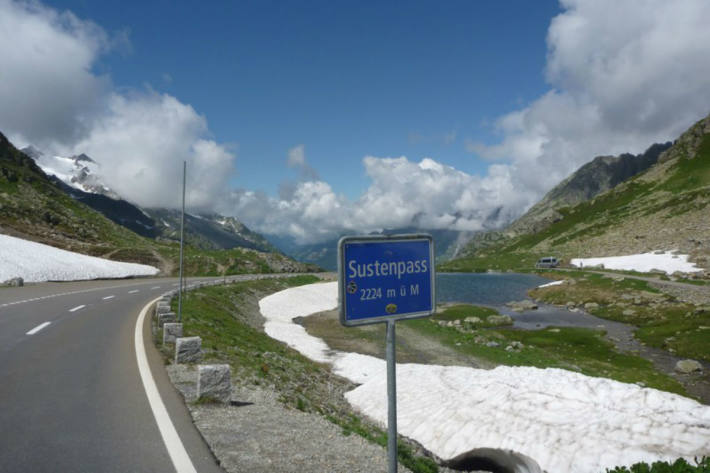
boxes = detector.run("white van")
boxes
[535,257,559,268]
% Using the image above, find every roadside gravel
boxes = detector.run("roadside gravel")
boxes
[167,364,413,473]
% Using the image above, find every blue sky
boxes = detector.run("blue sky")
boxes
[1,0,709,242]
[44,0,558,198]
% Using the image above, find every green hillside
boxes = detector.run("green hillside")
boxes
[442,113,710,273]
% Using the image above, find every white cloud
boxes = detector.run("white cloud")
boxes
[0,0,236,211]
[230,155,524,244]
[287,144,305,167]
[73,92,235,210]
[473,0,710,198]
[0,0,110,147]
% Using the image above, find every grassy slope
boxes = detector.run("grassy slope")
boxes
[166,277,439,473]
[403,304,687,396]
[529,273,710,362]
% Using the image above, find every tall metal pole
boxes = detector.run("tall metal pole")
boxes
[386,319,398,473]
[177,161,186,323]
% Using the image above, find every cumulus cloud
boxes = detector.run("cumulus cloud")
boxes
[230,155,524,244]
[0,0,110,148]
[0,0,236,211]
[473,0,710,197]
[73,92,235,210]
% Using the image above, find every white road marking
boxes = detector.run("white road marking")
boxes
[128,290,140,294]
[151,286,161,290]
[135,297,197,473]
[26,322,51,335]
[103,295,115,300]
[69,305,85,312]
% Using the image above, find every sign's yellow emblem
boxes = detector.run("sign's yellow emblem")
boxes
[385,303,397,314]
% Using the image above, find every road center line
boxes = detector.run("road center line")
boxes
[69,305,85,312]
[151,286,161,290]
[103,295,115,300]
[128,290,140,294]
[26,322,51,335]
[135,297,197,473]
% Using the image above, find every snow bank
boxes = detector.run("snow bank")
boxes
[0,234,159,282]
[259,282,710,473]
[571,251,702,274]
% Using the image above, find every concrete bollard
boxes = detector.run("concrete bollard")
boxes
[162,323,183,344]
[158,311,177,327]
[175,336,202,364]
[197,364,232,403]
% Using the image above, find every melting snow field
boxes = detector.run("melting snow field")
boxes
[0,234,159,283]
[570,251,703,274]
[260,282,710,473]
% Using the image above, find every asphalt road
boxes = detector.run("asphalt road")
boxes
[0,277,225,473]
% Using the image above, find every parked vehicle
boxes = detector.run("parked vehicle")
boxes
[535,256,559,268]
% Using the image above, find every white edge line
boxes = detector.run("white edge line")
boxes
[69,305,85,312]
[27,321,51,335]
[103,295,115,300]
[135,296,197,473]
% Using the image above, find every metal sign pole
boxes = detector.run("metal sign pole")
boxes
[337,234,435,473]
[386,319,398,473]
[178,160,186,322]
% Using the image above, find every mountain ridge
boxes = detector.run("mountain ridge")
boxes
[0,133,320,275]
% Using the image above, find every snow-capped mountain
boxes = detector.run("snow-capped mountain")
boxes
[21,145,277,253]
[21,146,120,199]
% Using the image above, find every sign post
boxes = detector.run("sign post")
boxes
[338,234,435,473]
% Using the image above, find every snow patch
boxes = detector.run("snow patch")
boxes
[259,282,710,473]
[0,234,159,283]
[537,280,565,288]
[570,251,703,274]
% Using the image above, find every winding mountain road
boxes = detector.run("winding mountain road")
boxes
[0,277,225,473]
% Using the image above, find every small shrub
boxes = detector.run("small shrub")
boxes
[606,457,710,473]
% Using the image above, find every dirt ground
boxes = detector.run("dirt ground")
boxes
[300,309,495,369]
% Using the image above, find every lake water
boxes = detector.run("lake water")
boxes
[436,272,550,305]
[436,272,611,330]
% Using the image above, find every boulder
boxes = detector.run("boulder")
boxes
[464,316,482,324]
[197,364,232,403]
[505,300,537,312]
[505,342,524,352]
[175,336,202,364]
[675,359,703,374]
[3,277,23,287]
[163,323,183,344]
[487,314,513,326]
[622,309,636,317]
[584,302,600,311]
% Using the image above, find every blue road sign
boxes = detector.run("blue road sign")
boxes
[338,234,435,326]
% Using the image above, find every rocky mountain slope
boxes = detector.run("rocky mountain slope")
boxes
[23,146,276,253]
[443,112,710,272]
[145,209,276,252]
[506,141,672,236]
[0,132,149,255]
